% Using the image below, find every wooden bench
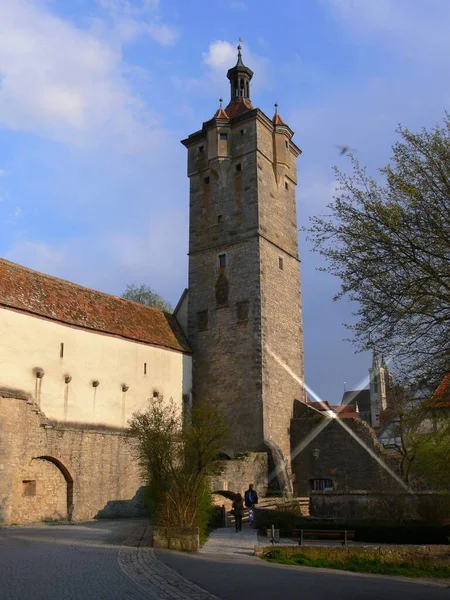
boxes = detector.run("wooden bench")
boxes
[292,529,355,546]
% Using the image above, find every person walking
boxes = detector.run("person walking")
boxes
[244,484,259,526]
[232,493,245,532]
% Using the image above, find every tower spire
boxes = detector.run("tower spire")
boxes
[226,44,254,103]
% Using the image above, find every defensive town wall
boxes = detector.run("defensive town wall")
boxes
[310,491,450,522]
[0,389,268,526]
[0,390,145,525]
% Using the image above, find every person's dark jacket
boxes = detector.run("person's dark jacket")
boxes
[232,497,245,516]
[244,489,259,507]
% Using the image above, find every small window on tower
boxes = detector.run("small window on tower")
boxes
[240,129,245,136]
[285,181,289,190]
[219,254,226,268]
[204,176,210,184]
[236,163,242,172]
[217,215,223,223]
[199,145,204,153]
[285,140,289,148]
[220,133,228,141]
[197,310,208,331]
[279,257,284,270]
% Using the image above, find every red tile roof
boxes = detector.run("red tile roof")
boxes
[308,400,332,411]
[308,400,360,419]
[272,112,285,126]
[331,404,361,419]
[0,258,191,353]
[214,108,229,119]
[430,373,450,408]
[224,97,253,119]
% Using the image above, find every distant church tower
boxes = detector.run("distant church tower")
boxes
[181,47,305,489]
[369,352,392,428]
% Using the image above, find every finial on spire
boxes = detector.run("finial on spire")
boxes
[219,98,223,108]
[274,103,278,114]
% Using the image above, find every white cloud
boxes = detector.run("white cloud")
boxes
[0,1,175,148]
[203,41,237,71]
[98,0,179,46]
[203,40,271,92]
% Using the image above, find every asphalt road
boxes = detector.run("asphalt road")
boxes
[156,548,450,600]
[0,519,151,600]
[1,520,449,600]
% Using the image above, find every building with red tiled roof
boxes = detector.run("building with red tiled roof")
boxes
[0,255,192,429]
[0,258,190,353]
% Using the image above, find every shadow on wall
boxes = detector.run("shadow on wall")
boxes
[94,486,147,519]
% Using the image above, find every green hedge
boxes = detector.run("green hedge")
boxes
[255,509,450,544]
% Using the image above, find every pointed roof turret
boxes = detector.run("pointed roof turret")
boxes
[225,44,254,118]
[214,97,229,120]
[272,103,285,126]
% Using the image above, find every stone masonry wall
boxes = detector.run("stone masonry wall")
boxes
[187,113,266,454]
[210,452,268,499]
[257,117,305,466]
[0,392,145,525]
[310,491,450,521]
[12,457,67,523]
[188,238,264,453]
[290,401,401,496]
[186,110,305,474]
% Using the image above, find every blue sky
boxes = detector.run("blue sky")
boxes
[1,0,449,403]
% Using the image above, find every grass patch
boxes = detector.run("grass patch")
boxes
[261,548,450,579]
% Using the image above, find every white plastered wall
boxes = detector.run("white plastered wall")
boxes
[0,307,192,427]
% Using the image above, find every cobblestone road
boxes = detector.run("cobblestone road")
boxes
[0,520,219,600]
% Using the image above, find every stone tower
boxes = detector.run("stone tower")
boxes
[369,352,392,428]
[181,47,305,489]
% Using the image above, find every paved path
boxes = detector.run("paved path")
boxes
[199,522,258,556]
[156,524,450,600]
[0,520,153,600]
[0,520,219,600]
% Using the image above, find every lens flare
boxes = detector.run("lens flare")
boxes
[265,346,410,492]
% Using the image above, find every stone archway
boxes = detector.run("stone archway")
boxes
[11,456,73,524]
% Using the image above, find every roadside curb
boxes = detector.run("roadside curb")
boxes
[118,523,220,600]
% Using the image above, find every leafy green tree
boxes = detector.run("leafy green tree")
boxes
[122,282,172,313]
[413,415,450,490]
[306,114,450,386]
[128,396,228,535]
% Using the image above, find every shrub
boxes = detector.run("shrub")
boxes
[128,396,229,535]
